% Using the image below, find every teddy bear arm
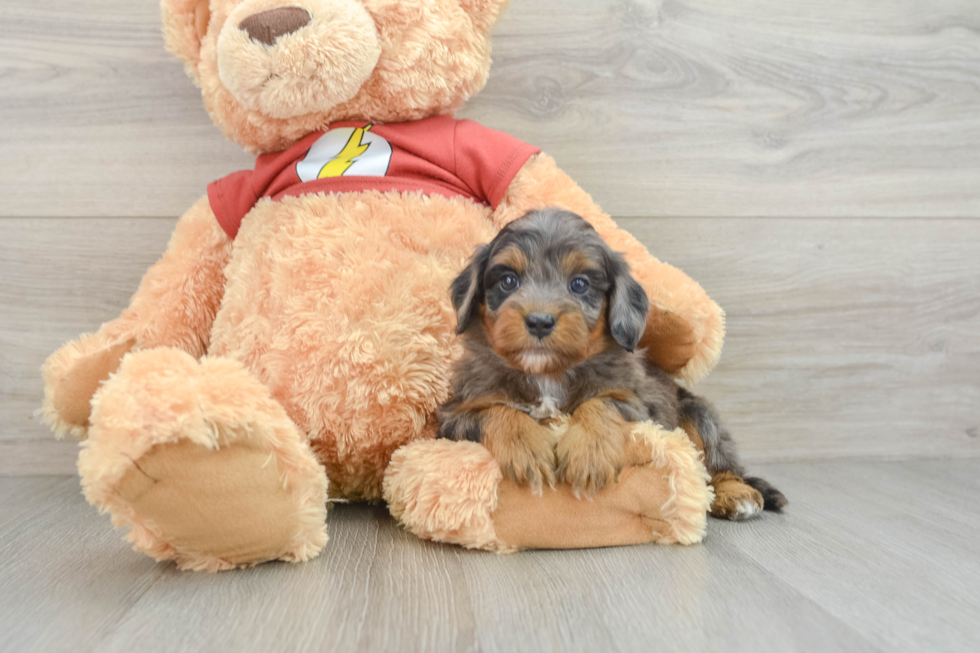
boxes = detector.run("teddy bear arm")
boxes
[384,423,712,551]
[493,154,725,382]
[41,196,233,437]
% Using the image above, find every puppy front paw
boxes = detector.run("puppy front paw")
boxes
[480,421,555,495]
[496,438,557,495]
[555,423,627,498]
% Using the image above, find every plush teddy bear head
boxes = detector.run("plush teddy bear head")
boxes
[162,0,510,153]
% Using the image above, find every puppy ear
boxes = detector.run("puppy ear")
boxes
[162,0,211,78]
[607,254,649,352]
[451,245,491,334]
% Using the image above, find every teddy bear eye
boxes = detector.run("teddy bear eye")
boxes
[499,273,520,292]
[569,276,590,294]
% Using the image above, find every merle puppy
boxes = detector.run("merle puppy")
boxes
[437,209,786,519]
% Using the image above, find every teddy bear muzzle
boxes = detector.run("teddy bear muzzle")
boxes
[217,0,382,120]
[239,7,312,46]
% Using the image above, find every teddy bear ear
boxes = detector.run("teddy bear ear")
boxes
[161,0,212,78]
[458,0,512,32]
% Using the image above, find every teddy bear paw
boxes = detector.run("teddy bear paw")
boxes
[79,347,329,570]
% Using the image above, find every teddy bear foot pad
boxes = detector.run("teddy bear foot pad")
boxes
[80,348,329,571]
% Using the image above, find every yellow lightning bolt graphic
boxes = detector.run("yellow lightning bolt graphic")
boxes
[318,124,373,178]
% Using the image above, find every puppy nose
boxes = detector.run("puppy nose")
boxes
[525,313,556,339]
[239,7,312,46]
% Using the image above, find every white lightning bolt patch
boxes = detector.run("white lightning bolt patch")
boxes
[296,125,393,183]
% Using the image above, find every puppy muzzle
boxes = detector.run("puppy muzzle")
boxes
[491,304,592,375]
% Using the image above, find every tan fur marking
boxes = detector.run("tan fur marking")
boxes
[483,406,557,493]
[595,388,639,404]
[709,471,764,520]
[490,246,528,274]
[453,393,512,413]
[547,311,590,369]
[489,306,532,363]
[680,421,705,453]
[555,397,631,497]
[561,250,601,276]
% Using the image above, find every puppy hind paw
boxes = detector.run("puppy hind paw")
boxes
[709,472,765,521]
[730,497,764,521]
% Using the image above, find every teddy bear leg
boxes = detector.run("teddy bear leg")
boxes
[80,348,328,571]
[383,423,713,551]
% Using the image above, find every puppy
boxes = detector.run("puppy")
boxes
[438,209,786,519]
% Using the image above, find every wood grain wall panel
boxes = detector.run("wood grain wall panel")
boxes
[0,218,177,474]
[2,216,976,475]
[619,217,980,463]
[2,0,978,219]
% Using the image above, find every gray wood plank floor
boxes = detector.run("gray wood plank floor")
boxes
[2,460,978,653]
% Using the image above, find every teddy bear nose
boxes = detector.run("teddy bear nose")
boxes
[525,313,556,339]
[239,7,312,46]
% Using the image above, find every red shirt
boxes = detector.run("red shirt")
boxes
[207,115,541,239]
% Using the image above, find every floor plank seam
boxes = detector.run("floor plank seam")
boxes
[721,543,890,653]
[85,565,172,653]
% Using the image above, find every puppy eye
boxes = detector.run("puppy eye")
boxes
[569,277,590,294]
[499,273,520,292]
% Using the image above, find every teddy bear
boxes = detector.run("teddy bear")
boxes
[41,0,727,570]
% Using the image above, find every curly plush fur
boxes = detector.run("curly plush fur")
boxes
[41,0,727,568]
